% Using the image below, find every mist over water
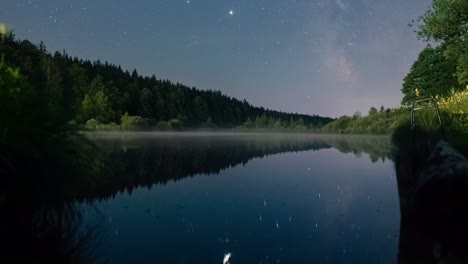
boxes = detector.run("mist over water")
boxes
[80,133,398,263]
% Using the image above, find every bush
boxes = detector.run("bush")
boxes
[97,122,120,131]
[243,118,255,128]
[437,91,468,134]
[321,91,468,135]
[155,121,172,130]
[322,108,408,134]
[168,119,183,130]
[295,125,307,131]
[274,122,283,129]
[120,112,145,130]
[85,119,100,130]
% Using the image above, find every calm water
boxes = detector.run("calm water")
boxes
[82,133,398,263]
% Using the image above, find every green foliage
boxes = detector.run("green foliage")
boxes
[67,64,89,112]
[155,121,172,130]
[239,115,319,131]
[96,122,120,131]
[323,90,468,136]
[84,119,120,131]
[401,46,461,105]
[267,117,276,128]
[368,107,378,116]
[273,121,283,129]
[168,119,183,130]
[255,114,268,128]
[322,107,410,135]
[139,88,155,117]
[0,60,60,140]
[297,118,305,127]
[200,117,216,128]
[193,96,208,123]
[79,90,113,123]
[294,125,307,131]
[243,117,255,128]
[85,119,100,130]
[45,58,65,117]
[437,91,468,134]
[239,114,313,131]
[120,112,146,130]
[288,117,296,129]
[322,116,354,133]
[395,1,468,138]
[418,0,468,84]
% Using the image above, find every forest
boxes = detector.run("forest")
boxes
[3,0,468,137]
[0,32,332,131]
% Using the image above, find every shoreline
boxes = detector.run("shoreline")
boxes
[83,130,392,138]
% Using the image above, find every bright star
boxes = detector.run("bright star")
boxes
[229,10,234,15]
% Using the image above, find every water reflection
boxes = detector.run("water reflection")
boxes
[83,133,398,263]
[0,134,99,263]
[2,133,397,263]
[83,133,392,201]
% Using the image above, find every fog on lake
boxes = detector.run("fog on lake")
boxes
[79,133,398,263]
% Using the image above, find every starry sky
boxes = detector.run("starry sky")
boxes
[3,0,431,117]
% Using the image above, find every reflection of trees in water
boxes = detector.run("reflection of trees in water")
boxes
[1,133,393,262]
[77,136,332,201]
[0,134,100,263]
[77,134,393,202]
[34,206,92,262]
[320,135,392,163]
[2,204,96,263]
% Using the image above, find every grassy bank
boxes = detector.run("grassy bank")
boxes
[321,90,468,137]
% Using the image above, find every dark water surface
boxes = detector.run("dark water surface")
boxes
[82,133,397,263]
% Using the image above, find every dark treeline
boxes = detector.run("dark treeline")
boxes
[0,34,333,129]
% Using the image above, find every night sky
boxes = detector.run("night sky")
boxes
[3,0,431,117]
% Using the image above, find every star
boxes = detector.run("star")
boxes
[229,10,234,15]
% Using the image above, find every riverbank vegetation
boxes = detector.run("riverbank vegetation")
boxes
[322,89,468,136]
[324,0,468,136]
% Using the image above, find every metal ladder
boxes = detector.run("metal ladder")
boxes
[410,97,445,138]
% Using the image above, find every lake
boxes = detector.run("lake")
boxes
[79,133,400,263]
